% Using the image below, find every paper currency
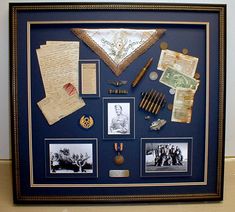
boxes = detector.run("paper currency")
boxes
[157,49,199,77]
[171,88,196,123]
[159,67,199,90]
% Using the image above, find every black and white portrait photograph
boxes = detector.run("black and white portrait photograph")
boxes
[103,97,135,139]
[145,142,188,173]
[49,143,93,174]
[107,102,130,135]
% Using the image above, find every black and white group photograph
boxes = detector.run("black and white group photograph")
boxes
[49,143,93,174]
[107,102,130,135]
[145,142,188,173]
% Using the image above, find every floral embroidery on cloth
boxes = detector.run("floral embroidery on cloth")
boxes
[71,28,166,76]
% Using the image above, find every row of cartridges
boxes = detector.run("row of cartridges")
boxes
[139,89,166,115]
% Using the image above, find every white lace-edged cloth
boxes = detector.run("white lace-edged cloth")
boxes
[72,28,166,76]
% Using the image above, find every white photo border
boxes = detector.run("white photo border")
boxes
[78,59,101,98]
[140,137,193,178]
[44,138,98,178]
[102,97,135,140]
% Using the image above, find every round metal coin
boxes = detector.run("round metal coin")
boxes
[169,88,175,95]
[194,72,200,80]
[167,103,173,111]
[149,71,158,80]
[144,116,151,120]
[182,48,189,55]
[160,42,168,50]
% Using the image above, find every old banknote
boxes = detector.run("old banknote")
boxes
[171,88,196,123]
[157,49,198,77]
[159,67,199,90]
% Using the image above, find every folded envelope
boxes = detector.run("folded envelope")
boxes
[71,28,166,76]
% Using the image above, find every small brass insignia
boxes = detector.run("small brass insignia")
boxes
[107,80,128,87]
[79,115,94,129]
[108,89,128,94]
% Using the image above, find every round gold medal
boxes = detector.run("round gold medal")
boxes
[114,154,124,165]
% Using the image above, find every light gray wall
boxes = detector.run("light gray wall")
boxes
[0,0,234,159]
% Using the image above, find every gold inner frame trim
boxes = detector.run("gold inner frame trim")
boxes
[27,20,210,188]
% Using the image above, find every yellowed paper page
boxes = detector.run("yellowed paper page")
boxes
[81,63,97,94]
[36,43,79,96]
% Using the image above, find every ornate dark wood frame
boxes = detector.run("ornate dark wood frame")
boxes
[9,3,226,203]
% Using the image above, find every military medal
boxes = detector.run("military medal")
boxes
[114,143,124,165]
[79,115,94,129]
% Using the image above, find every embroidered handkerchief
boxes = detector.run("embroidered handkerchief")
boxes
[71,28,166,76]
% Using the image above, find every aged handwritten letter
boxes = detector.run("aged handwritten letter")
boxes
[81,63,97,94]
[36,41,85,125]
[157,49,199,77]
[36,42,80,96]
[171,88,196,123]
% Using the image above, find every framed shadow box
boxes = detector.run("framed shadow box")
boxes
[10,2,226,203]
